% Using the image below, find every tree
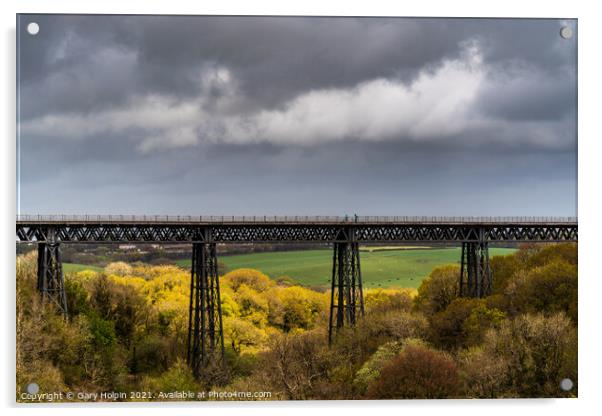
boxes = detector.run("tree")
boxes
[490,254,520,294]
[430,298,505,349]
[105,262,133,277]
[111,284,148,346]
[458,346,509,398]
[366,343,459,399]
[133,334,172,374]
[258,331,331,400]
[354,339,422,394]
[232,284,269,327]
[90,275,114,319]
[222,268,273,292]
[482,312,577,397]
[489,243,577,297]
[64,276,90,317]
[334,311,429,365]
[267,286,328,332]
[511,260,577,322]
[414,265,459,315]
[462,301,506,345]
[525,243,577,269]
[224,316,266,354]
[364,288,414,313]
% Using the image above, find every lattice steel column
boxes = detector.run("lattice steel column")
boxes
[37,237,68,315]
[459,236,492,298]
[329,228,365,344]
[187,235,225,379]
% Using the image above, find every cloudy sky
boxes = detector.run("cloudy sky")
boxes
[17,15,577,216]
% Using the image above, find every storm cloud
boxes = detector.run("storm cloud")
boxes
[17,15,577,215]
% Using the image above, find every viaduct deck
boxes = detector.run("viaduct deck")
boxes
[16,215,578,244]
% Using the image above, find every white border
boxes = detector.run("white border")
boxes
[2,1,601,415]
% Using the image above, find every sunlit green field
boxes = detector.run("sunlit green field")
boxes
[176,247,516,288]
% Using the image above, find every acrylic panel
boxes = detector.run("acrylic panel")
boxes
[16,14,578,402]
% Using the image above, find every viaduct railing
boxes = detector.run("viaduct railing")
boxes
[16,214,578,225]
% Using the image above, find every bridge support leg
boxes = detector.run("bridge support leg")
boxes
[187,242,225,379]
[37,242,68,315]
[459,241,492,298]
[328,239,364,345]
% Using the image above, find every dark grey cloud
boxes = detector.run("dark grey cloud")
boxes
[20,16,575,117]
[16,15,577,215]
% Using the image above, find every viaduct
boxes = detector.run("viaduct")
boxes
[16,215,578,378]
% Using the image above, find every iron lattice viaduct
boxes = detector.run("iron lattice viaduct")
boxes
[16,215,578,379]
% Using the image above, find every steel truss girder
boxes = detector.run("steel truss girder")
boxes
[16,223,578,244]
[328,229,365,344]
[37,242,68,315]
[355,224,577,242]
[459,241,492,298]
[187,241,225,379]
